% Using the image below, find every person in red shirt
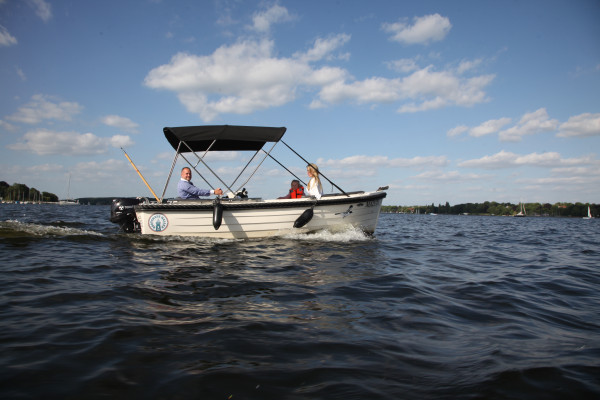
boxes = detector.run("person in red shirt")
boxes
[278,179,304,199]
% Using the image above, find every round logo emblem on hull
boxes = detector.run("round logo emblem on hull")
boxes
[148,213,168,232]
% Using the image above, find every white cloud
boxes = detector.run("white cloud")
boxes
[456,58,483,74]
[557,113,600,138]
[398,97,447,113]
[26,0,52,22]
[413,170,489,181]
[450,110,599,141]
[145,39,346,121]
[498,108,559,142]
[318,154,449,169]
[399,67,494,111]
[33,163,64,173]
[109,135,134,148]
[0,24,17,46]
[387,58,420,73]
[249,4,293,33]
[457,150,523,169]
[294,33,351,63]
[305,65,349,87]
[204,151,239,161]
[313,65,494,112]
[516,176,593,186]
[72,159,132,181]
[316,77,402,105]
[458,150,597,169]
[382,14,451,45]
[6,94,83,124]
[447,125,468,137]
[389,155,449,168]
[101,115,139,133]
[145,32,492,119]
[0,119,17,132]
[8,129,133,155]
[155,151,174,161]
[469,117,512,137]
[0,163,65,185]
[550,166,598,176]
[514,152,564,166]
[16,67,26,81]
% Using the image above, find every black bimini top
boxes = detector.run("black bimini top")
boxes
[164,125,287,153]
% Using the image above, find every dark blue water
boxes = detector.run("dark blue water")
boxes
[1,204,599,399]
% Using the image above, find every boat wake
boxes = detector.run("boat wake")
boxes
[117,226,373,245]
[126,232,239,245]
[280,226,373,242]
[0,219,104,238]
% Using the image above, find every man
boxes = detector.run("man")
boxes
[177,167,223,199]
[278,179,304,199]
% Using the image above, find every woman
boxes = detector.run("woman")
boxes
[306,163,323,199]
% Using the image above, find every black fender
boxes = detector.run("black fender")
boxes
[294,207,314,228]
[213,198,223,230]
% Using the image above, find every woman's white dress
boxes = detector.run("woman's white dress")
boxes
[307,178,323,199]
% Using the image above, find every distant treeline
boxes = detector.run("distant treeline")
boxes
[383,202,597,218]
[0,181,127,205]
[1,181,58,203]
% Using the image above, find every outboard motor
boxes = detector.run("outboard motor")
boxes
[110,198,141,233]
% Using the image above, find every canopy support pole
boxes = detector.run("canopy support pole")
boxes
[281,140,349,197]
[228,149,261,193]
[160,142,181,201]
[261,150,307,186]
[233,141,278,193]
[194,139,218,168]
[178,152,217,191]
[182,140,233,193]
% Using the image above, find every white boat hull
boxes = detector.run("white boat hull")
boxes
[134,191,385,239]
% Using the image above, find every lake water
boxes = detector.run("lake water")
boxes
[1,204,599,399]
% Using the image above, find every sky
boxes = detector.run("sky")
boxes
[1,0,599,205]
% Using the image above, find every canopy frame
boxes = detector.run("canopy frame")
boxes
[158,125,348,201]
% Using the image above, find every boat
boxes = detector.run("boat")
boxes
[59,173,79,205]
[514,202,526,217]
[59,199,80,205]
[110,125,388,239]
[583,206,593,220]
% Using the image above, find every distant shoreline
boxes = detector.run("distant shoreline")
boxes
[383,212,590,218]
[382,202,596,218]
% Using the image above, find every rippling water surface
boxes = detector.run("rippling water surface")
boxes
[1,204,599,399]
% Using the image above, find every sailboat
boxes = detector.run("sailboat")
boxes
[514,202,526,217]
[59,173,79,205]
[583,206,593,220]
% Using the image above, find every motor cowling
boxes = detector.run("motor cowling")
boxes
[110,198,141,233]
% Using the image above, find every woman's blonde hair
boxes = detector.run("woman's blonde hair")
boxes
[307,163,322,191]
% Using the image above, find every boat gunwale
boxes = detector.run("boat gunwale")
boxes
[135,191,386,211]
